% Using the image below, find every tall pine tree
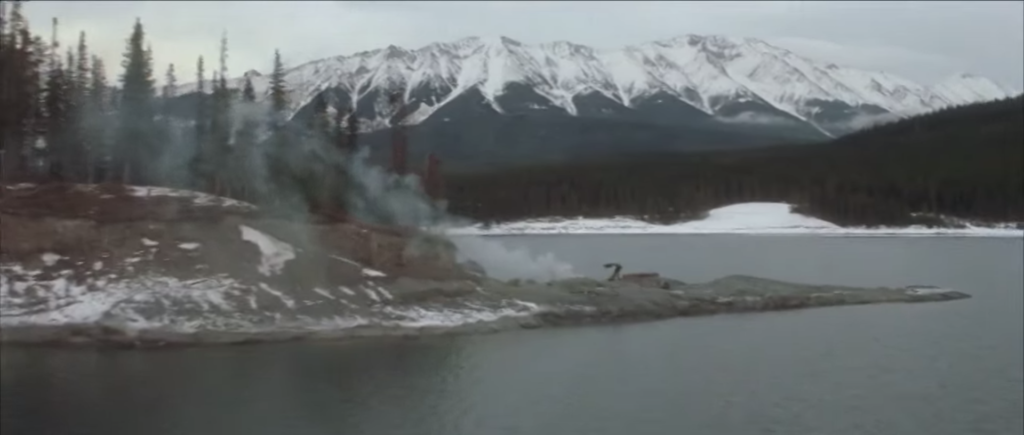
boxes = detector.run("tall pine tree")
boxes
[269,49,287,130]
[42,18,73,181]
[87,54,109,182]
[155,62,180,186]
[191,55,209,189]
[161,63,176,99]
[1,2,44,181]
[116,18,156,184]
[266,49,291,207]
[208,32,232,195]
[74,31,88,102]
[235,74,259,201]
[69,30,90,182]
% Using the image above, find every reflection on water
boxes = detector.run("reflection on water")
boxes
[2,236,1022,435]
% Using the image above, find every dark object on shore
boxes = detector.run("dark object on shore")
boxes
[604,263,662,283]
[604,263,623,281]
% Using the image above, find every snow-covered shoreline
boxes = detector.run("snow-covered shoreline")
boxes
[443,203,1024,238]
[0,193,983,346]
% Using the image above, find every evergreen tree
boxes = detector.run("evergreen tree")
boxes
[268,49,287,129]
[63,46,73,88]
[209,32,232,195]
[61,44,88,182]
[235,74,259,201]
[74,31,88,102]
[218,31,228,82]
[116,18,156,184]
[208,70,226,194]
[241,74,255,102]
[0,0,16,180]
[307,93,333,211]
[265,49,292,207]
[89,56,107,106]
[191,55,209,189]
[87,54,109,182]
[43,58,71,180]
[42,18,73,180]
[161,63,176,99]
[154,62,179,186]
[1,2,44,181]
[68,31,91,182]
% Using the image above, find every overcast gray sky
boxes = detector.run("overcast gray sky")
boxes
[21,1,1024,90]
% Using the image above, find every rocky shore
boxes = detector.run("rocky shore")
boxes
[0,183,971,347]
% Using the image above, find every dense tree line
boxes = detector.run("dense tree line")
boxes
[446,95,1024,227]
[0,2,445,224]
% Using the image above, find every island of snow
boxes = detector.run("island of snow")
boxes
[445,203,1023,237]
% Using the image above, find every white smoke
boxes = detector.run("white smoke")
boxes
[342,148,578,282]
[344,148,441,228]
[144,93,577,283]
[448,235,578,282]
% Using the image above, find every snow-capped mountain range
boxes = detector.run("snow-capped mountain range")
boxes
[179,33,1017,137]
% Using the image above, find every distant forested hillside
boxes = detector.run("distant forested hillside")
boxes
[445,95,1024,227]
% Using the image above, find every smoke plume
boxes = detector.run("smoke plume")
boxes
[339,146,579,282]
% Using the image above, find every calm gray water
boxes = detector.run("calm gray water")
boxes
[2,236,1022,435]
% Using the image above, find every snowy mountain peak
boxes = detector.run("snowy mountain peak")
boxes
[932,73,1017,106]
[180,34,1017,136]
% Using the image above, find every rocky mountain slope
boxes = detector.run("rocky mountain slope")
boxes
[176,34,1018,170]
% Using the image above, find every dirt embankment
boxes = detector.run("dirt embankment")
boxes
[1,183,470,285]
[0,183,972,347]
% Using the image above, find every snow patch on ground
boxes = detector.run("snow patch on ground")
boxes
[374,286,395,301]
[904,286,955,296]
[141,238,159,247]
[40,253,63,266]
[330,254,387,278]
[330,255,361,267]
[239,225,296,276]
[445,202,1024,237]
[0,267,244,328]
[258,283,296,309]
[126,186,257,210]
[1,264,551,335]
[178,242,201,250]
[380,300,542,328]
[362,268,387,278]
[312,288,336,300]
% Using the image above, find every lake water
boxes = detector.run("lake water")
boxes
[2,236,1022,435]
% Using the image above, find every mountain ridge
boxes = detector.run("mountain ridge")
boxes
[169,34,1019,171]
[177,33,1016,136]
